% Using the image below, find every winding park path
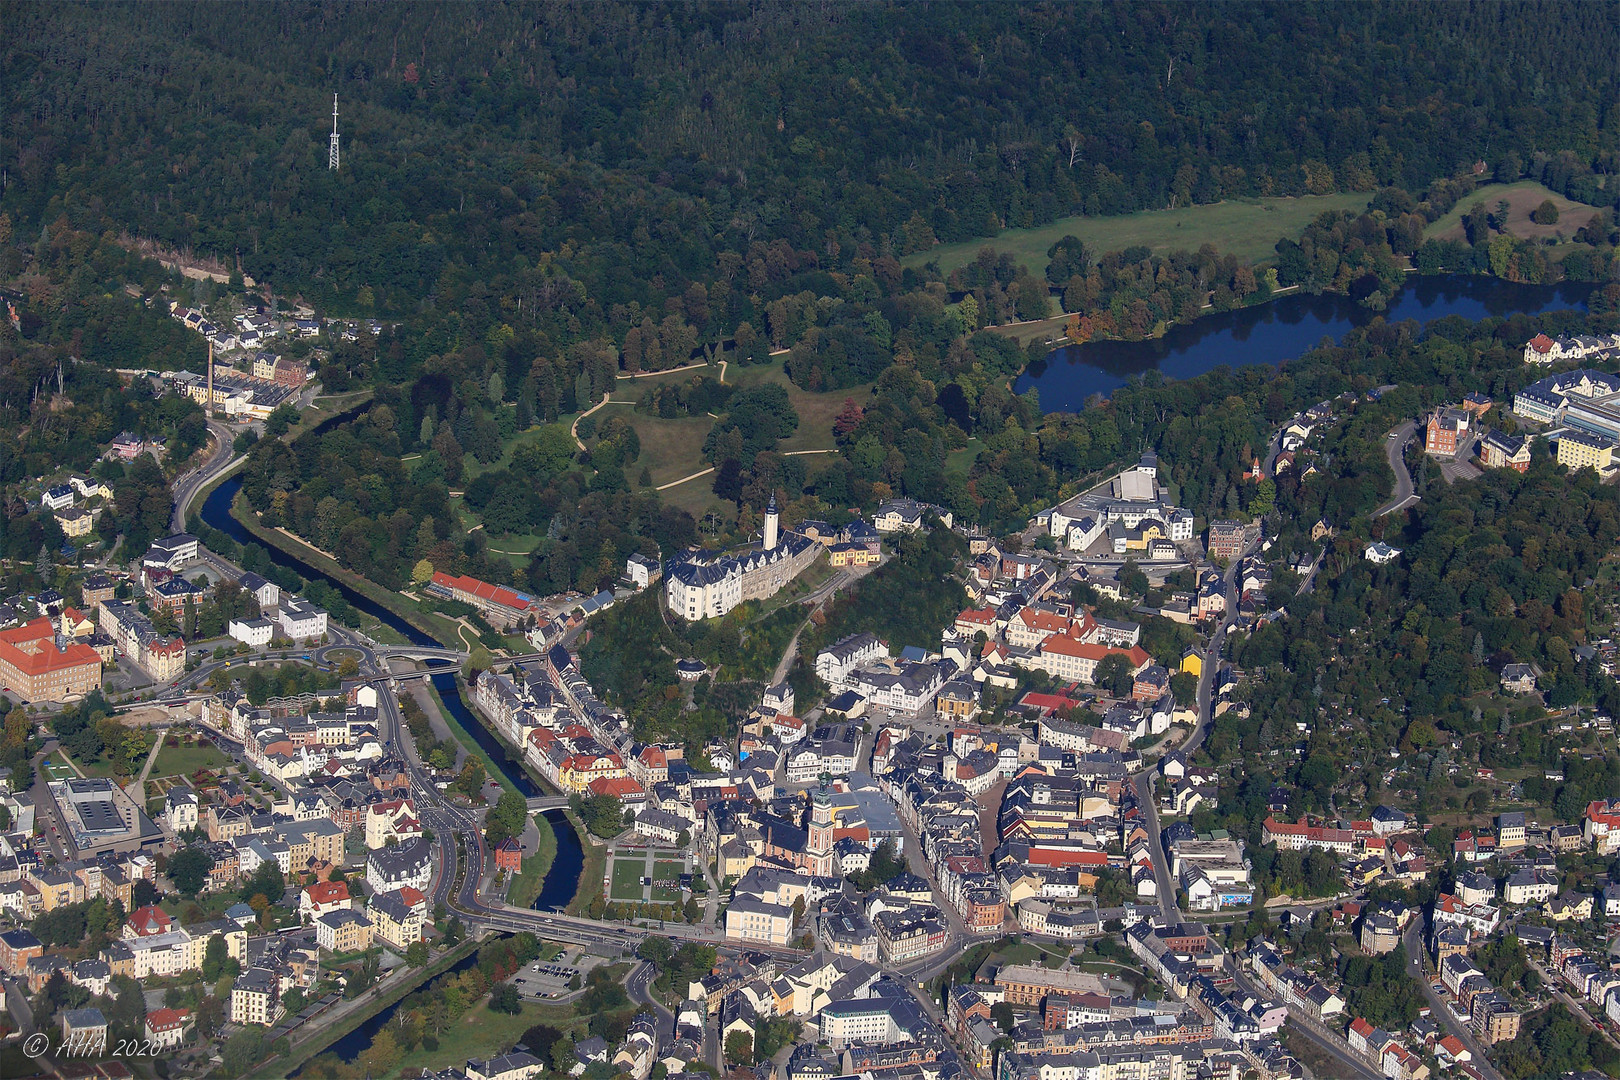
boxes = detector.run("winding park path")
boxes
[570,392,613,451]
[617,358,729,384]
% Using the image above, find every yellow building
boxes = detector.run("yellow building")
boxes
[828,543,881,568]
[1557,430,1615,472]
[55,507,93,537]
[1179,648,1203,678]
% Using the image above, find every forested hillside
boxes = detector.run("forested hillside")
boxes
[10,1,1620,330]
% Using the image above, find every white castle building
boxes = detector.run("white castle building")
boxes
[665,498,819,620]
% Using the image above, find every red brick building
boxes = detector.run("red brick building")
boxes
[494,837,522,873]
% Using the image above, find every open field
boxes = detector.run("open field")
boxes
[1424,180,1605,244]
[567,355,867,526]
[377,997,548,1079]
[152,738,233,778]
[651,859,684,903]
[903,193,1374,280]
[610,854,645,901]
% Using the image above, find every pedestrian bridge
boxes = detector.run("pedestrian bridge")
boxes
[526,795,570,811]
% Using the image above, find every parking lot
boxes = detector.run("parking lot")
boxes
[504,949,612,999]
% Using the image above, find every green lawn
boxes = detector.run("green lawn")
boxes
[904,192,1375,280]
[377,989,632,1077]
[1424,180,1603,244]
[651,860,684,903]
[507,813,558,908]
[610,855,647,901]
[152,739,233,778]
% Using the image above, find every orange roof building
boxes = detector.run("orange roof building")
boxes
[0,618,103,702]
[428,572,536,626]
[587,776,646,802]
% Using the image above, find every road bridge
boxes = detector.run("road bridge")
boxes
[526,795,570,811]
[378,647,467,662]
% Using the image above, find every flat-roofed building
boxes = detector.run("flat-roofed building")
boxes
[44,776,160,858]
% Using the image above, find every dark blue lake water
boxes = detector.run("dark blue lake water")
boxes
[1014,273,1595,413]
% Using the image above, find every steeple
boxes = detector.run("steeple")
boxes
[807,786,834,874]
[763,493,780,552]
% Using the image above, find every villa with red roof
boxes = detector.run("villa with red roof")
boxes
[144,1007,192,1051]
[300,880,353,924]
[365,798,423,850]
[123,905,173,938]
[588,775,647,812]
[1586,800,1620,854]
[953,608,1000,638]
[494,837,523,873]
[627,745,668,786]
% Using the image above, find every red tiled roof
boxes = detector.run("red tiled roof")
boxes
[431,571,534,613]
[146,1007,191,1031]
[304,881,351,904]
[0,618,102,676]
[588,776,645,799]
[128,904,172,935]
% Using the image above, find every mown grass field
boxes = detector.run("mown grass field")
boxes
[902,193,1374,280]
[596,356,869,523]
[1424,180,1605,244]
[152,739,233,778]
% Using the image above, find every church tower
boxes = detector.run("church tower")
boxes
[763,493,780,551]
[807,788,834,876]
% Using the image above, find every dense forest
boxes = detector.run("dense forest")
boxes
[12,2,1620,319]
[11,2,1620,614]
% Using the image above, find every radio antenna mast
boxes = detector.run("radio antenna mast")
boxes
[329,94,341,171]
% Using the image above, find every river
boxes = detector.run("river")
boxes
[1014,273,1595,413]
[198,476,581,890]
[302,948,483,1068]
[535,808,585,912]
[199,476,439,649]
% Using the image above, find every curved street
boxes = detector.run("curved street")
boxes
[1375,420,1418,517]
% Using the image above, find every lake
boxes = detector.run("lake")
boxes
[1014,273,1595,413]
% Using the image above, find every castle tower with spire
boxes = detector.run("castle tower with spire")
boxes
[763,493,780,552]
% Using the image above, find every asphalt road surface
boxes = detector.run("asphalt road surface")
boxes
[1375,421,1419,517]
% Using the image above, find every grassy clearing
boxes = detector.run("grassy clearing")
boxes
[1424,180,1604,244]
[651,860,683,903]
[379,998,561,1079]
[152,739,233,778]
[904,193,1374,280]
[610,854,646,901]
